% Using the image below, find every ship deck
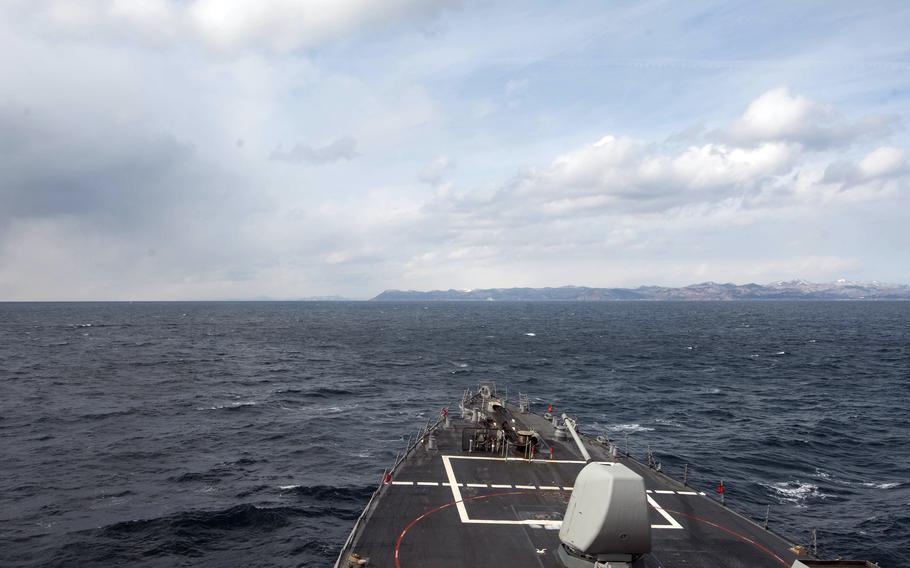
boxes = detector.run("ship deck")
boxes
[337,399,803,568]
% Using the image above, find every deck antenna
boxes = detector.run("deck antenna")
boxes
[811,529,818,556]
[763,505,770,530]
[683,463,689,486]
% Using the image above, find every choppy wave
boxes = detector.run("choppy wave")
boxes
[2,300,907,566]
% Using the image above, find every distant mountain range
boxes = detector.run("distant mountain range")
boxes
[371,279,910,301]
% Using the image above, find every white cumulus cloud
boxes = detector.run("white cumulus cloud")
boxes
[723,87,897,149]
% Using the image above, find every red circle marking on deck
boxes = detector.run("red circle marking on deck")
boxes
[394,489,569,568]
[663,508,789,567]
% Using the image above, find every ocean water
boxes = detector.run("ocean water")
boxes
[1,301,908,567]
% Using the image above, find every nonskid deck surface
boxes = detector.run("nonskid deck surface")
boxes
[341,404,799,568]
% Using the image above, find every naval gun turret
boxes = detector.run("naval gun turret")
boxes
[557,462,651,568]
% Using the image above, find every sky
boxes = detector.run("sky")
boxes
[1,1,909,300]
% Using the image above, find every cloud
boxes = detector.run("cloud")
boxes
[25,0,459,52]
[270,136,360,165]
[821,146,908,190]
[427,89,907,235]
[0,103,200,226]
[2,0,909,301]
[722,87,897,149]
[397,87,909,291]
[188,0,458,52]
[418,155,454,185]
[445,134,800,224]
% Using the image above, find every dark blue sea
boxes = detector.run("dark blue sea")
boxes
[1,301,908,567]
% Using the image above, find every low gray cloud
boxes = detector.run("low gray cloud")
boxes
[0,105,195,227]
[270,136,359,165]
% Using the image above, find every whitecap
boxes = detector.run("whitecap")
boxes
[279,484,301,490]
[196,401,258,411]
[861,481,900,489]
[607,423,654,433]
[525,332,536,337]
[767,480,828,505]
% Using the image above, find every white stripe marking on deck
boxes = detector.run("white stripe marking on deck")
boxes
[647,495,684,529]
[443,455,613,465]
[390,482,705,500]
[462,518,563,526]
[441,455,469,522]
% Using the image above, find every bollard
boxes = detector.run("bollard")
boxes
[427,433,437,451]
